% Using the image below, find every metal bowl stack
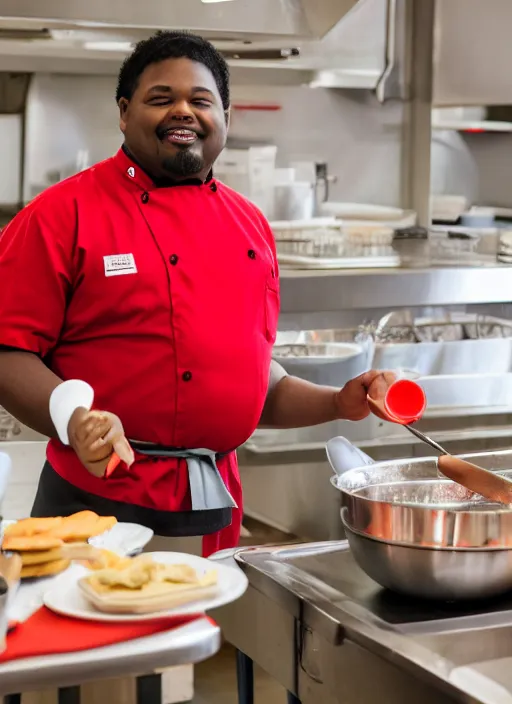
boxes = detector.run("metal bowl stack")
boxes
[273,341,368,387]
[331,450,512,601]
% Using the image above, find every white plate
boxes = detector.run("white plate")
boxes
[43,551,248,622]
[88,522,154,555]
[1,520,154,557]
[319,202,405,220]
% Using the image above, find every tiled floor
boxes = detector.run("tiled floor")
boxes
[193,644,287,704]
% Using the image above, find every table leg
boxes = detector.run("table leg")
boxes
[4,695,21,704]
[287,693,302,704]
[136,674,162,704]
[236,649,254,704]
[58,686,80,704]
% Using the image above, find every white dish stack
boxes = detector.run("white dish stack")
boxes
[498,231,512,263]
[271,217,401,269]
[341,222,396,259]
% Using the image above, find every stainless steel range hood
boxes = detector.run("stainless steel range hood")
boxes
[0,0,389,89]
[0,0,361,43]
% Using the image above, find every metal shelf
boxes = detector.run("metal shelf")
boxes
[279,265,512,313]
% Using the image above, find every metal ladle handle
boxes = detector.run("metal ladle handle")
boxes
[404,424,449,455]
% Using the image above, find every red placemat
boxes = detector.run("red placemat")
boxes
[0,607,205,663]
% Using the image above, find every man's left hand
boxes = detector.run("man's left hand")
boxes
[335,370,397,421]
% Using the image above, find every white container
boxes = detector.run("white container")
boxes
[272,182,315,221]
[215,146,277,218]
[431,194,469,222]
[372,337,512,376]
[420,373,512,410]
[274,168,296,185]
[460,207,495,228]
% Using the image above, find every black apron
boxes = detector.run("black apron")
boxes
[31,441,235,537]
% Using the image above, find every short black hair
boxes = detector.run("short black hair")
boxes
[116,30,230,109]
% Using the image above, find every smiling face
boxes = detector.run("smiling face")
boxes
[119,57,229,182]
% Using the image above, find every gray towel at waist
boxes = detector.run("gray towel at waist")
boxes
[129,442,237,511]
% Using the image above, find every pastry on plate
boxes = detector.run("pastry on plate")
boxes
[3,533,64,552]
[82,548,132,571]
[4,517,63,538]
[51,513,117,542]
[1,511,118,579]
[21,558,70,579]
[79,554,218,614]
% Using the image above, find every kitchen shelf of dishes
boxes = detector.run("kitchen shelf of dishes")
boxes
[270,200,512,269]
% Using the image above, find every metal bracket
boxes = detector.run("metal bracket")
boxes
[376,0,408,102]
[299,624,324,684]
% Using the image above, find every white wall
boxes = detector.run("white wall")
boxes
[0,114,22,205]
[229,86,404,205]
[24,73,404,206]
[24,74,122,202]
[0,442,47,519]
[462,133,512,207]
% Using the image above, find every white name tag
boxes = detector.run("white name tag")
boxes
[104,253,137,277]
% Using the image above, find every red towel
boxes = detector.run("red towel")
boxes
[0,607,206,663]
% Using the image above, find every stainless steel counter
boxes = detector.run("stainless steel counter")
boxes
[280,265,512,315]
[213,542,512,704]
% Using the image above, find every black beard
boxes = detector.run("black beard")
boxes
[162,150,204,178]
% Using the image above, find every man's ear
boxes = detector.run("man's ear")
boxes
[224,106,231,130]
[119,98,129,133]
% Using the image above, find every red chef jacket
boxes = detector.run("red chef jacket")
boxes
[0,148,280,556]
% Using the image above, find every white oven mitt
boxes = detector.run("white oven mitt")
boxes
[49,380,134,468]
[49,379,94,445]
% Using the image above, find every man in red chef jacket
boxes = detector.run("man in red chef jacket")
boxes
[0,31,394,557]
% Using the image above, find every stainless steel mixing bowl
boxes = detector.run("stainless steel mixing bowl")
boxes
[331,449,512,600]
[343,521,512,600]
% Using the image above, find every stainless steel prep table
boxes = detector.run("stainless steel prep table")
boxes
[1,569,221,704]
[212,542,512,704]
[0,618,220,698]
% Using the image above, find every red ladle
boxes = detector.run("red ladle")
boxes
[368,379,512,506]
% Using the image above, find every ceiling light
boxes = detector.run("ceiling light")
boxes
[201,0,238,3]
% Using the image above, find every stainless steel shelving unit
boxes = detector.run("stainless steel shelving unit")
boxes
[280,265,512,313]
[278,265,512,331]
